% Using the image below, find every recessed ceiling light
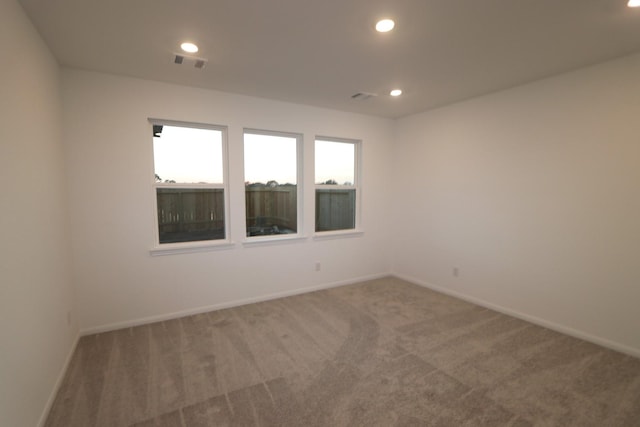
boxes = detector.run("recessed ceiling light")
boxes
[376,19,395,33]
[390,89,402,97]
[180,42,199,53]
[629,0,640,7]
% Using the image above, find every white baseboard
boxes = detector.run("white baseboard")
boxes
[392,272,640,359]
[38,332,80,427]
[80,272,390,335]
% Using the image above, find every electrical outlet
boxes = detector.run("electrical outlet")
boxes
[453,267,459,277]
[66,310,72,326]
[315,262,321,272]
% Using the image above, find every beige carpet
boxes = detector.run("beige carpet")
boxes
[46,277,640,426]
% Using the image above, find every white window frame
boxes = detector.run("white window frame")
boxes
[242,128,305,246]
[149,118,233,256]
[313,136,363,239]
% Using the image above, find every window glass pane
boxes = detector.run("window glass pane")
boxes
[157,188,225,243]
[244,132,298,236]
[315,140,355,185]
[153,125,223,184]
[244,133,297,185]
[315,138,358,233]
[315,189,356,232]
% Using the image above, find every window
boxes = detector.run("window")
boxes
[315,138,360,232]
[244,130,302,238]
[151,120,228,246]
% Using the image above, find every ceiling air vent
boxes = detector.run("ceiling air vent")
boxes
[172,54,208,69]
[351,92,377,101]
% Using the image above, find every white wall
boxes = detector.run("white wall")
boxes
[392,53,640,355]
[0,1,77,426]
[62,69,394,332]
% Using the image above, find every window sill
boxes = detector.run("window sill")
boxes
[313,230,364,240]
[242,235,308,247]
[150,240,235,256]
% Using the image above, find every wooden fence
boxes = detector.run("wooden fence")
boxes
[156,188,225,243]
[315,189,355,231]
[245,185,297,234]
[156,186,354,241]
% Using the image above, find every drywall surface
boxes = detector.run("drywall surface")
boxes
[62,69,394,332]
[0,1,77,426]
[392,53,640,355]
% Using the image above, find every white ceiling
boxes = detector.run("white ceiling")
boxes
[18,0,640,118]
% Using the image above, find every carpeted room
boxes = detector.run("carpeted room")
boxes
[3,1,640,426]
